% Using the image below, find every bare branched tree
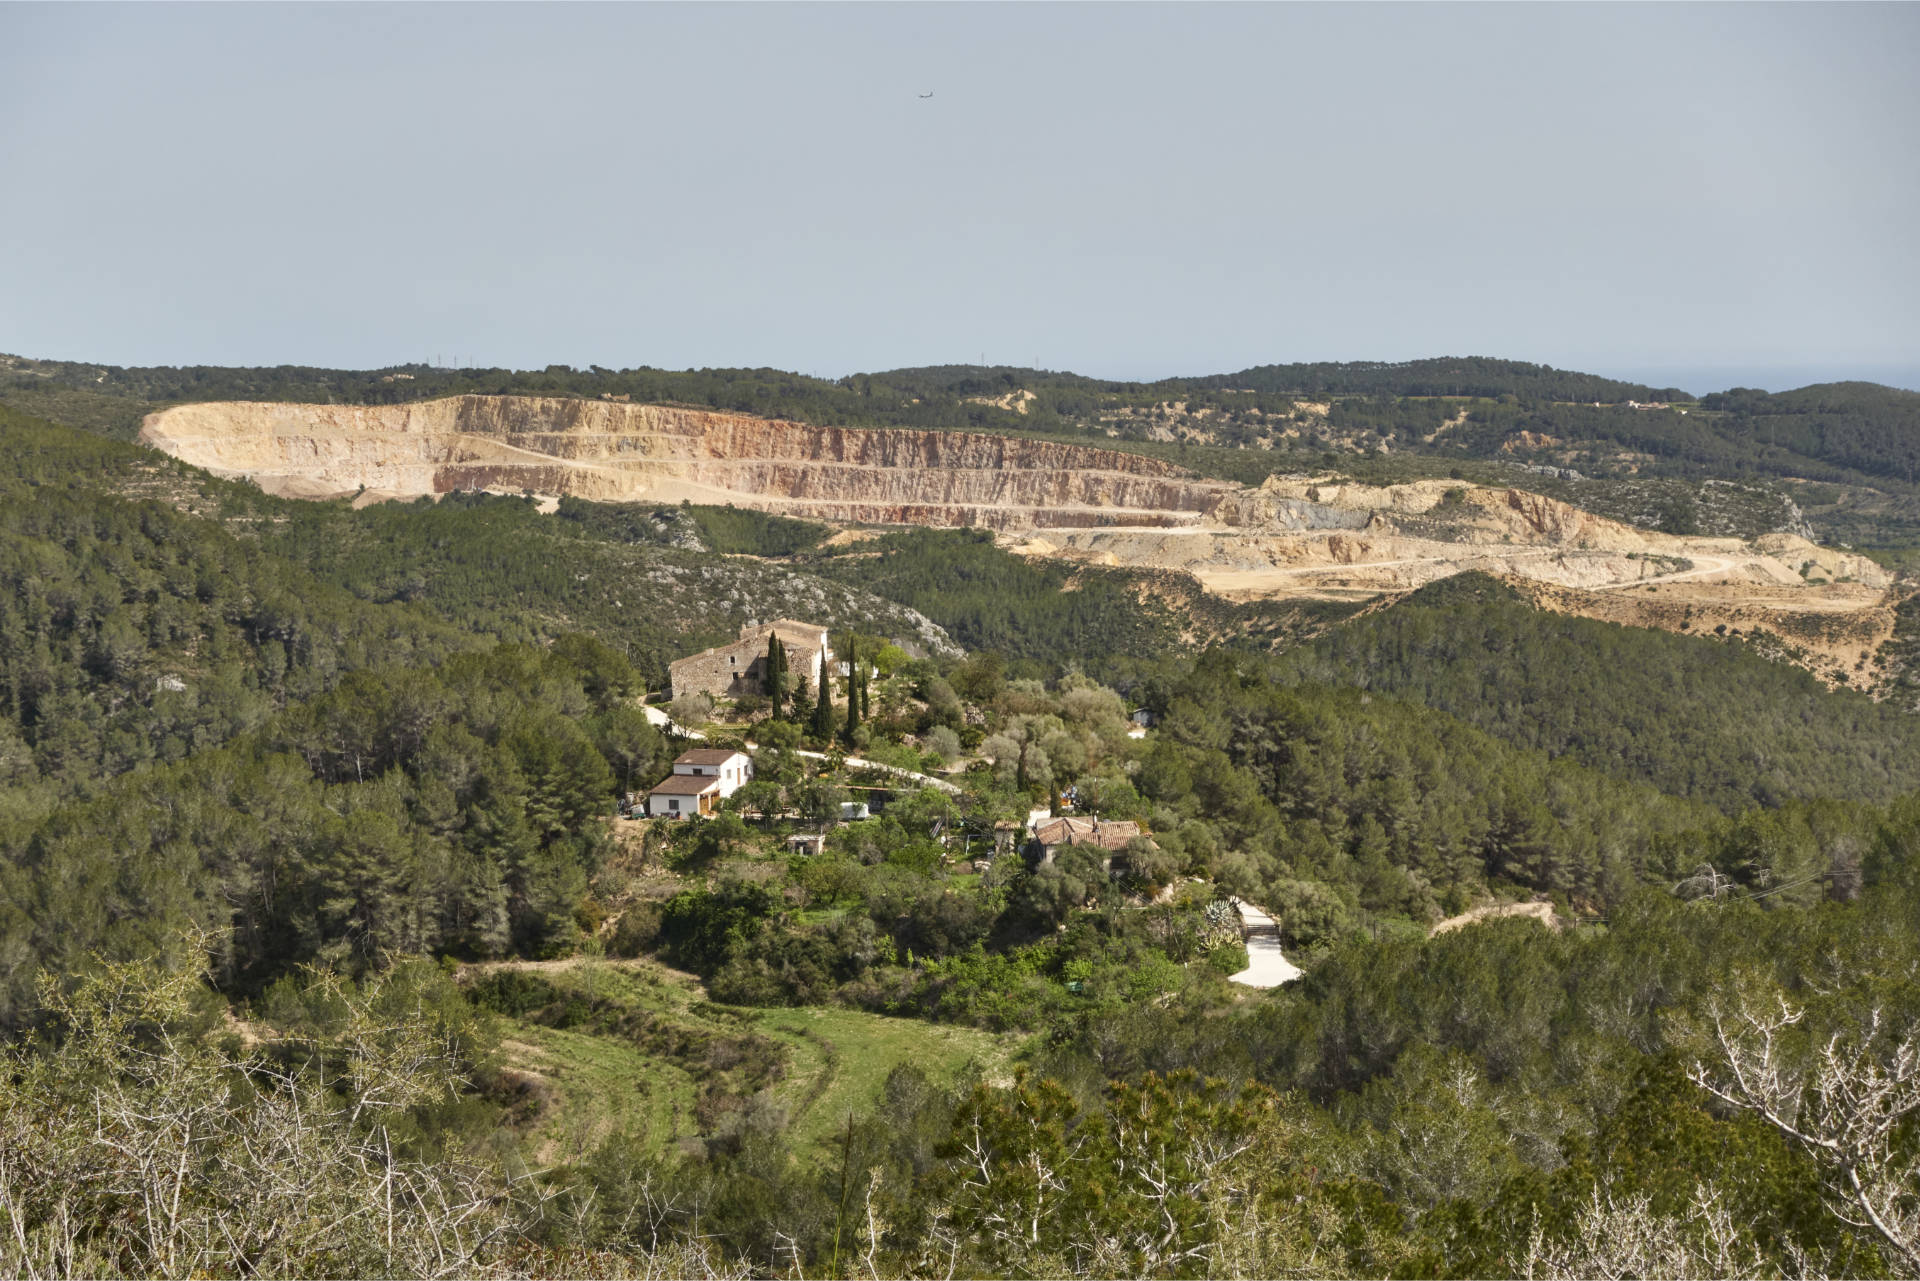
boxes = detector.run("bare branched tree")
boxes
[0,936,751,1280]
[1688,991,1920,1275]
[1521,1183,1765,1281]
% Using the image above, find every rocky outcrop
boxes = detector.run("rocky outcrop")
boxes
[140,396,1239,530]
[1497,488,1617,544]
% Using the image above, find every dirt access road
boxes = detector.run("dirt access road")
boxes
[1591,554,1738,589]
[1228,900,1303,988]
[641,706,961,795]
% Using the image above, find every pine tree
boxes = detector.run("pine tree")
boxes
[791,670,811,728]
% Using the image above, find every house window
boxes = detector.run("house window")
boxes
[668,799,680,811]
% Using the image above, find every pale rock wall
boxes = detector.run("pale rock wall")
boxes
[140,396,1240,531]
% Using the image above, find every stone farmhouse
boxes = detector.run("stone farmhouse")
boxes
[644,748,753,819]
[669,619,831,702]
[1030,815,1157,879]
[1032,815,1146,859]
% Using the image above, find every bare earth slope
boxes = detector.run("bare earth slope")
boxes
[1017,475,1892,599]
[1007,475,1903,689]
[140,396,1236,530]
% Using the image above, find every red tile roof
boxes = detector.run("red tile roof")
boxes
[1032,816,1145,851]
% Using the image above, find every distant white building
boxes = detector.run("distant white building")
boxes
[645,749,753,819]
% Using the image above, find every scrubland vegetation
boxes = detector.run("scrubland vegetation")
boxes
[3,378,1920,1278]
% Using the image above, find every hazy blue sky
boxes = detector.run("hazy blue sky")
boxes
[2,2,1916,393]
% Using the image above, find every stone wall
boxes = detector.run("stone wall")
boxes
[670,633,825,701]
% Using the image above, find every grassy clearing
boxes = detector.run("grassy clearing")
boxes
[752,1004,1017,1150]
[475,957,1022,1164]
[500,1021,696,1166]
[481,960,737,1164]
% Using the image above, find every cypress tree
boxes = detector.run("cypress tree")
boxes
[764,635,788,718]
[811,663,835,742]
[844,637,860,741]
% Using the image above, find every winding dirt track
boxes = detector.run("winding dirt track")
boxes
[1591,554,1737,589]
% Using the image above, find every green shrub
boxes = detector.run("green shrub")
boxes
[1206,941,1249,975]
[609,902,663,957]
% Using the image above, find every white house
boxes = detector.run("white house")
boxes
[645,749,754,819]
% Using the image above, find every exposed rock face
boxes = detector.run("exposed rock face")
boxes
[140,396,1238,530]
[1012,475,1893,604]
[140,397,1900,686]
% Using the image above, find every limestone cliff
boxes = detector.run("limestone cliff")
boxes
[140,396,1238,530]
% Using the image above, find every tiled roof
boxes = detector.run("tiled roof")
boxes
[648,774,723,796]
[676,749,747,765]
[1032,816,1145,851]
[669,624,825,669]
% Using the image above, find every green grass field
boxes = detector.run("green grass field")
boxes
[752,1003,1017,1150]
[474,958,1021,1165]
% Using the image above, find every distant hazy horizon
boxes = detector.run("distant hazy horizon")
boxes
[1597,363,1920,398]
[8,345,1915,401]
[4,3,1915,395]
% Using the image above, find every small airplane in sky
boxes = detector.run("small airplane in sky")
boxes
[918,91,934,99]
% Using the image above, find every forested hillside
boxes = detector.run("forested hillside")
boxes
[229,489,954,688]
[1700,381,1920,487]
[0,408,473,799]
[804,527,1348,672]
[3,374,1920,1279]
[1272,574,1920,810]
[1195,355,1689,402]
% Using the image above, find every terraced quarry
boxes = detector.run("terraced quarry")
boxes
[1014,475,1892,598]
[141,395,1909,684]
[140,395,1236,529]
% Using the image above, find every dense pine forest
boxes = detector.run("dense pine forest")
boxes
[2,368,1919,1280]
